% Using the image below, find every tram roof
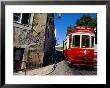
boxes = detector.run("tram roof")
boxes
[67,26,95,35]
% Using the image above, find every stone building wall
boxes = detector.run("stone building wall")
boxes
[13,13,55,70]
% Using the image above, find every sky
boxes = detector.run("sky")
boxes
[54,13,97,45]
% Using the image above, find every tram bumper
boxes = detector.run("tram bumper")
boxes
[66,57,97,67]
[72,60,97,67]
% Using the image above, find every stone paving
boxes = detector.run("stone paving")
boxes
[49,60,97,75]
[14,64,55,76]
[14,60,97,76]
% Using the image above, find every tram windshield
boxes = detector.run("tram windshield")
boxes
[82,35,90,48]
[73,35,94,48]
[73,35,80,47]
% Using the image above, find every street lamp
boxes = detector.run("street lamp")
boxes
[58,13,62,18]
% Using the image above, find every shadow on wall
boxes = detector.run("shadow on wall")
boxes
[43,50,65,67]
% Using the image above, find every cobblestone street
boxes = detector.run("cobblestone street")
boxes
[49,60,97,75]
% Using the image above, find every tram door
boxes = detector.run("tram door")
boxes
[14,47,24,72]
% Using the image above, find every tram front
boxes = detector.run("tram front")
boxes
[64,26,97,67]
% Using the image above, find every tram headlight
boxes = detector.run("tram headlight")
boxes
[84,50,87,55]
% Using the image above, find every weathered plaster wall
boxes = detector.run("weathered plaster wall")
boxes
[14,13,55,69]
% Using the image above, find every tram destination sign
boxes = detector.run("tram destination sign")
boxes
[74,26,95,33]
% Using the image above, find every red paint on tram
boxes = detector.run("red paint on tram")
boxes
[63,26,97,67]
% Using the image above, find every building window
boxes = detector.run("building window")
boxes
[14,13,21,22]
[15,50,22,60]
[14,13,31,25]
[14,48,24,61]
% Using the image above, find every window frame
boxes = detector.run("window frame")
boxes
[13,13,33,26]
[72,33,95,49]
[81,35,90,48]
[13,13,34,30]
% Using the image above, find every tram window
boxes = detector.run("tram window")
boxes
[73,35,80,47]
[69,35,72,48]
[82,35,90,48]
[64,42,67,49]
[91,36,94,47]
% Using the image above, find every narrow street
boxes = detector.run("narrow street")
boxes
[14,50,97,75]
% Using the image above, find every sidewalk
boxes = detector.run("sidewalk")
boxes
[14,64,55,76]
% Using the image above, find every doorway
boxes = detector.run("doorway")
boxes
[14,47,24,72]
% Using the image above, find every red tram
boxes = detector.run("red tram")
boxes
[63,26,97,67]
